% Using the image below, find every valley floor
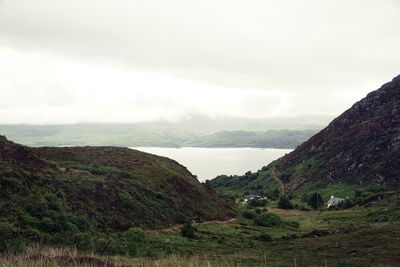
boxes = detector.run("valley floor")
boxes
[2,193,400,267]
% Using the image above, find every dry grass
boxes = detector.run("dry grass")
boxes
[0,247,243,267]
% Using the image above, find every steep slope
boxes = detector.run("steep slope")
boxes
[33,146,235,227]
[209,75,400,195]
[0,136,235,250]
[274,75,400,191]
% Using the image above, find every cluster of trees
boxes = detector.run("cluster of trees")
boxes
[241,210,299,229]
[275,193,323,210]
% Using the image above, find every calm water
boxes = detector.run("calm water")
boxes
[131,147,292,182]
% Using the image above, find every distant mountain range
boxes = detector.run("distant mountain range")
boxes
[184,130,318,149]
[0,115,329,148]
[210,75,400,194]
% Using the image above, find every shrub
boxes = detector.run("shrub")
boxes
[253,213,282,227]
[242,211,255,219]
[277,196,294,209]
[119,193,134,208]
[122,227,146,256]
[124,227,146,242]
[257,232,273,242]
[181,221,196,238]
[0,221,25,252]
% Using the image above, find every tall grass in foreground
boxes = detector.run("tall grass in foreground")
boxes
[0,246,246,267]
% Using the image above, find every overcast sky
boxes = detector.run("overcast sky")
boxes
[0,0,399,124]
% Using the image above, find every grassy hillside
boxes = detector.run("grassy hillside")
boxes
[0,135,235,253]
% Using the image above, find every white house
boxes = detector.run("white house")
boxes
[327,195,345,208]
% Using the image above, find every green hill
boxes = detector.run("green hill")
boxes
[0,136,235,251]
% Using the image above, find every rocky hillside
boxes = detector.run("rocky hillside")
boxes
[0,136,235,249]
[209,75,400,196]
[274,75,400,192]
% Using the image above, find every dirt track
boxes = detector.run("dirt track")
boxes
[271,168,285,196]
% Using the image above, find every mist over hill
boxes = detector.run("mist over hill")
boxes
[0,115,329,148]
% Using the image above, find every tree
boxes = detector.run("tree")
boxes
[181,221,196,238]
[308,192,324,209]
[253,213,282,227]
[277,196,294,209]
[337,198,355,210]
[271,188,281,200]
[248,197,268,207]
[122,227,146,256]
[301,192,309,203]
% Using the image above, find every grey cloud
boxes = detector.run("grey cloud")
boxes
[1,1,399,79]
[0,0,399,123]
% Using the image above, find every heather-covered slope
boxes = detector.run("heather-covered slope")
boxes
[274,75,400,192]
[0,136,235,250]
[33,146,235,227]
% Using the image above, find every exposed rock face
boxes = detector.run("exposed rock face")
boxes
[274,75,400,191]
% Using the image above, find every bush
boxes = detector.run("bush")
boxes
[0,221,25,252]
[124,227,146,242]
[242,211,255,219]
[181,221,196,238]
[253,213,282,227]
[119,193,134,208]
[122,227,146,256]
[257,232,273,242]
[277,196,294,209]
